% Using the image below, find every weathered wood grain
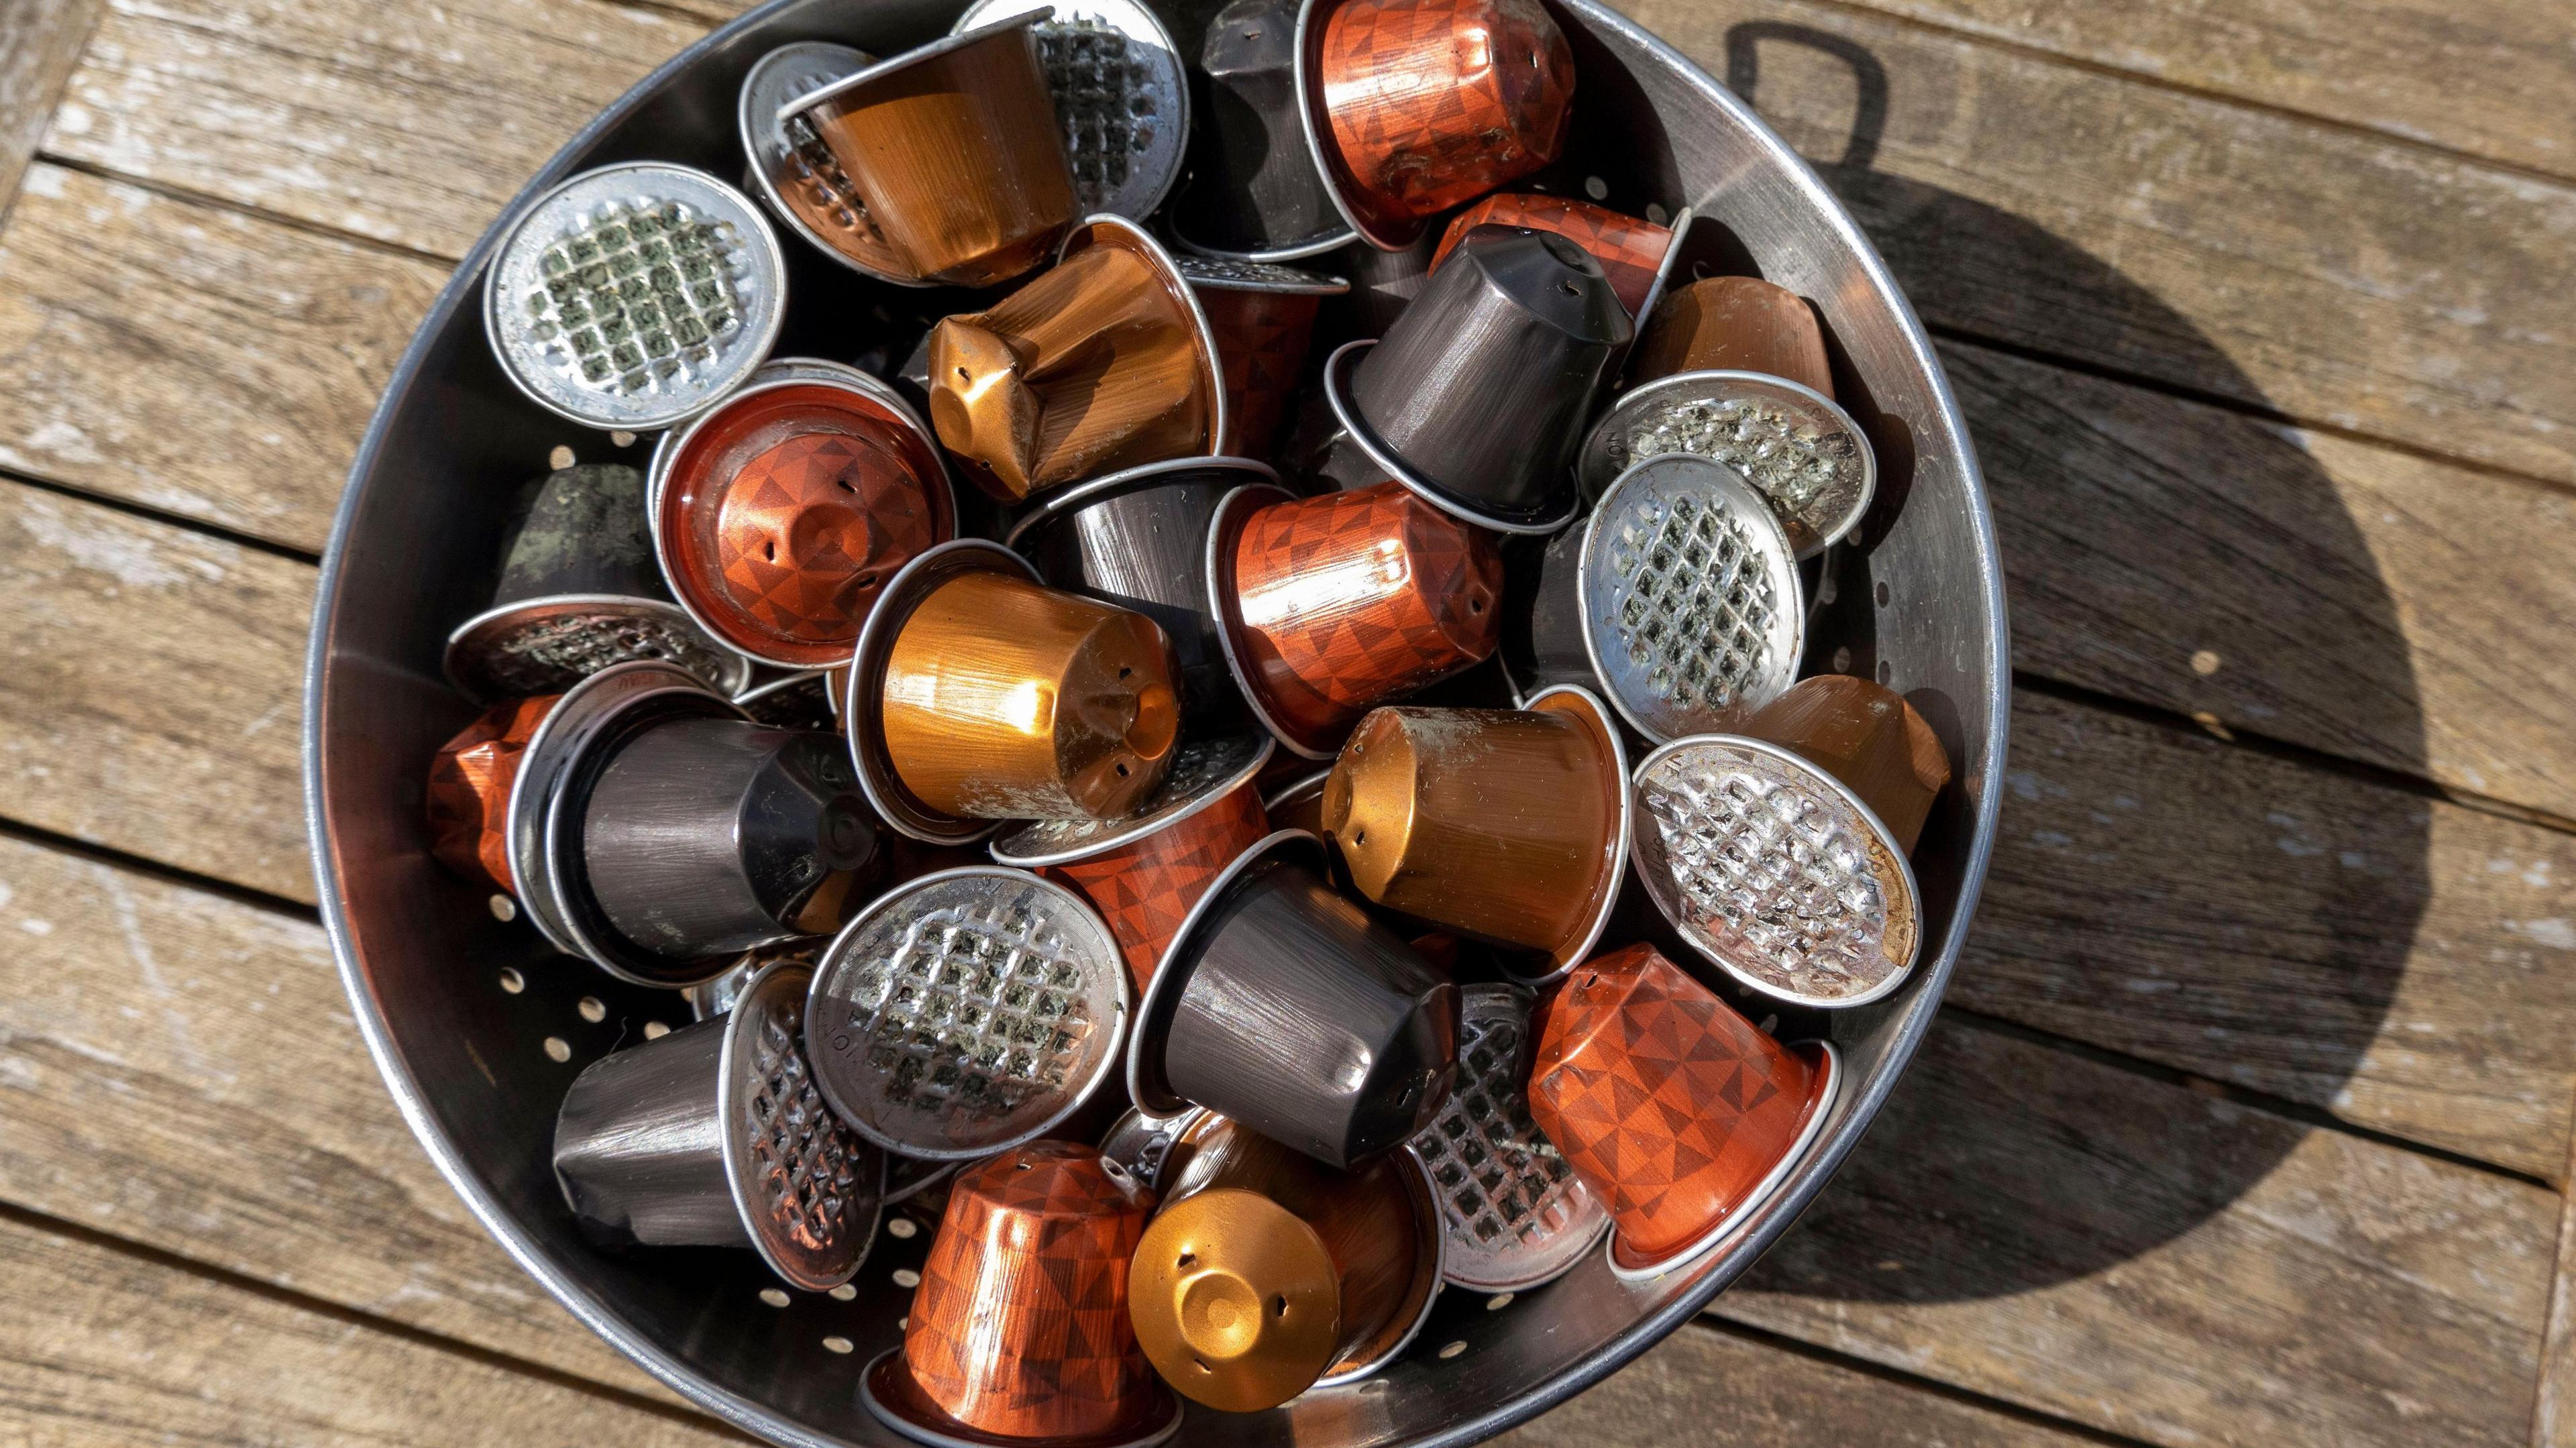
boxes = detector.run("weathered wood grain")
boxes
[0,1211,736,1446]
[1613,0,2576,484]
[0,0,101,211]
[0,832,678,1400]
[0,486,315,903]
[1727,1019,2559,1448]
[0,164,443,553]
[1831,0,2576,180]
[2536,1117,2576,1447]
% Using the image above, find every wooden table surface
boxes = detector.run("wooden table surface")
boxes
[3,0,2573,1442]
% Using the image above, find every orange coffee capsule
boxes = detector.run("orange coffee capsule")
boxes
[863,1141,1177,1448]
[1527,943,1838,1277]
[1741,675,1951,855]
[1631,275,1836,399]
[1430,194,1672,319]
[424,693,559,894]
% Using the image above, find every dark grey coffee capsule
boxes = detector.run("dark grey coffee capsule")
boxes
[1167,0,1356,261]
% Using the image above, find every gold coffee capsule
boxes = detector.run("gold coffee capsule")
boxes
[1741,675,1949,854]
[1631,275,1835,398]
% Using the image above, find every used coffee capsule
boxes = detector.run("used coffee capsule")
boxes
[863,1141,1178,1448]
[1527,942,1838,1278]
[1629,733,1923,1009]
[1129,1109,1442,1408]
[952,0,1190,222]
[1410,983,1609,1292]
[736,42,913,283]
[1430,194,1682,321]
[806,867,1130,1158]
[1173,256,1349,459]
[652,357,956,669]
[1321,685,1629,976]
[847,541,1183,844]
[425,693,558,896]
[552,959,884,1290]
[1260,766,1328,838]
[1098,1106,1195,1191]
[1207,480,1503,759]
[1525,453,1805,742]
[1294,0,1575,250]
[1006,455,1284,732]
[1324,226,1631,533]
[1167,0,1356,262]
[484,162,786,431]
[1631,274,1836,400]
[732,667,842,731]
[1741,675,1950,855]
[991,734,1276,989]
[776,13,1079,286]
[1128,830,1456,1168]
[928,215,1228,501]
[1578,370,1876,557]
[444,463,751,704]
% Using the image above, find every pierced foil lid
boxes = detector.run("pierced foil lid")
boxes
[484,163,787,431]
[443,595,753,704]
[1581,371,1876,559]
[1409,984,1607,1291]
[953,0,1189,221]
[1576,454,1804,742]
[1630,735,1922,1009]
[720,960,886,1289]
[1171,254,1352,295]
[806,867,1130,1158]
[989,734,1272,866]
[736,42,901,280]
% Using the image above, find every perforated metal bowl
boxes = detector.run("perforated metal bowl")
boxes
[305,1,2007,1443]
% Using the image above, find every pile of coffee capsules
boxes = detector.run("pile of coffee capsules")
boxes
[433,0,1948,1439]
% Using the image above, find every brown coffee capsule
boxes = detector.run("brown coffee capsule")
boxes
[1208,481,1503,759]
[653,359,955,669]
[1173,255,1349,460]
[847,541,1183,843]
[1527,943,1838,1278]
[928,215,1226,502]
[992,735,1277,991]
[864,1141,1178,1448]
[1294,0,1575,250]
[1741,675,1949,855]
[1130,1111,1442,1408]
[776,13,1079,286]
[1322,686,1629,976]
[1631,275,1835,399]
[1430,194,1674,320]
[425,693,560,894]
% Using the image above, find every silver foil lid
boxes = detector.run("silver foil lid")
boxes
[1629,735,1922,1009]
[806,867,1130,1158]
[1409,984,1608,1292]
[443,594,754,704]
[484,163,787,431]
[1581,371,1876,559]
[989,734,1271,865]
[1172,254,1352,294]
[1577,454,1804,741]
[721,960,885,1289]
[953,0,1189,221]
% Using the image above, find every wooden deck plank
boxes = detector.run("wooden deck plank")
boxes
[2535,1119,2576,1448]
[1823,0,2576,180]
[0,831,678,1401]
[1727,1019,2558,1448]
[0,1211,735,1447]
[0,164,442,554]
[0,0,102,212]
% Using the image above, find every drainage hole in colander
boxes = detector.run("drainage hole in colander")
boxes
[888,1218,918,1240]
[893,1268,921,1288]
[498,968,526,995]
[549,445,576,470]
[1486,1292,1514,1311]
[577,996,606,1023]
[830,1284,857,1302]
[823,1336,855,1355]
[1438,1341,1468,1360]
[488,894,516,922]
[643,1021,672,1040]
[543,1036,572,1062]
[760,1288,791,1308]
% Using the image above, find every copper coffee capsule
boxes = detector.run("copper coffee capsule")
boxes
[425,693,558,895]
[1527,942,1838,1278]
[863,1141,1178,1448]
[846,541,1182,844]
[652,358,955,669]
[1523,453,1805,742]
[777,13,1079,287]
[1130,1109,1442,1409]
[1629,733,1923,1009]
[1742,675,1951,856]
[1322,686,1629,976]
[992,735,1276,991]
[928,215,1228,501]
[1578,370,1876,557]
[1631,274,1835,399]
[1294,0,1574,250]
[553,960,884,1290]
[1208,481,1503,759]
[1430,194,1680,321]
[444,463,751,704]
[808,867,1130,1158]
[1173,255,1349,459]
[1128,830,1456,1168]
[737,42,906,282]
[1168,0,1357,262]
[1324,226,1631,533]
[1410,983,1609,1291]
[952,0,1191,222]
